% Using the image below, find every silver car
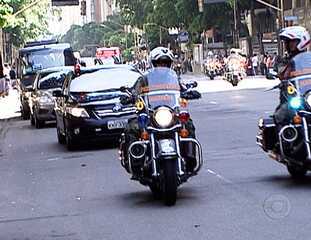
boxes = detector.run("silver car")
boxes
[29,67,73,128]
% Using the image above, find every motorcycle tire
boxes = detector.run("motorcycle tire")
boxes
[210,75,214,80]
[162,159,177,206]
[287,165,307,179]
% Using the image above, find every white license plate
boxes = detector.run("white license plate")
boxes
[107,119,128,130]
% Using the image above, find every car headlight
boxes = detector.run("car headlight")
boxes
[305,93,311,109]
[154,107,174,128]
[66,107,90,118]
[38,95,53,105]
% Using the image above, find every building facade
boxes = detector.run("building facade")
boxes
[284,0,311,32]
[93,0,118,23]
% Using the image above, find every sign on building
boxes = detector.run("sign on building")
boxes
[51,0,79,6]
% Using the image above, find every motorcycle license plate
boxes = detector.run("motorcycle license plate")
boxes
[159,139,176,154]
[107,119,128,130]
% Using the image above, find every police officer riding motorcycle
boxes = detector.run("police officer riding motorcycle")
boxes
[257,26,311,178]
[119,47,202,205]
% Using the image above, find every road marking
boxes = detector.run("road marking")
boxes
[207,168,233,184]
[47,157,59,162]
[209,101,218,105]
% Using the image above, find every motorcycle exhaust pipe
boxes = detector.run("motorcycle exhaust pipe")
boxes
[280,125,298,143]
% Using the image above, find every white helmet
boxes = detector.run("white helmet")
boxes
[150,47,174,68]
[279,26,310,51]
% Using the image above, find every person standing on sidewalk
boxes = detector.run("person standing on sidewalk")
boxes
[251,54,259,75]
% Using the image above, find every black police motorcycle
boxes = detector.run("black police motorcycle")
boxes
[119,68,203,206]
[257,52,311,178]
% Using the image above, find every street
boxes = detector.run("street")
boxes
[1,87,311,240]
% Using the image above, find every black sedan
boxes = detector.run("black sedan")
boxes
[53,66,142,150]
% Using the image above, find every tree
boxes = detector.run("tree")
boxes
[1,0,50,47]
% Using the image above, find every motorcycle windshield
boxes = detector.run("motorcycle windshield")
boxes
[143,68,180,109]
[289,52,311,95]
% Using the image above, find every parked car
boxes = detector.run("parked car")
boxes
[53,66,143,150]
[29,67,74,128]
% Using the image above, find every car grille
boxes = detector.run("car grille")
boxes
[94,107,136,118]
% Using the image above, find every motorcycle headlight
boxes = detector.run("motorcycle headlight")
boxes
[289,97,302,110]
[66,107,90,118]
[305,93,311,109]
[154,107,174,128]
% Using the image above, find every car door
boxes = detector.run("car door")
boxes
[56,72,72,133]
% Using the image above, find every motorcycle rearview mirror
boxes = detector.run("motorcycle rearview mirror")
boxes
[181,90,201,100]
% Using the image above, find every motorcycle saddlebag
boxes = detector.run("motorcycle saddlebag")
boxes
[257,117,277,151]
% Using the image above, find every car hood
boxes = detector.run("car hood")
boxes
[70,69,142,92]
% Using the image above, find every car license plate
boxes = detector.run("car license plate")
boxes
[107,119,128,130]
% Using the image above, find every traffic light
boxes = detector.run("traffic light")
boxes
[80,0,86,16]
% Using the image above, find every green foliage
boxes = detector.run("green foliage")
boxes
[1,0,50,47]
[117,0,252,47]
[61,17,135,52]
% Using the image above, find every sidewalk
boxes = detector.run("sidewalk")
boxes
[0,88,21,120]
[182,73,280,93]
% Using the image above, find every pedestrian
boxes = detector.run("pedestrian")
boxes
[251,54,259,75]
[9,65,16,80]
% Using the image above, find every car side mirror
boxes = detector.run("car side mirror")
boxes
[120,86,127,92]
[181,90,201,100]
[120,95,134,105]
[52,90,63,97]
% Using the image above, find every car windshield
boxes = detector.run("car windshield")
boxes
[22,49,66,74]
[142,67,180,109]
[38,72,66,90]
[289,52,311,95]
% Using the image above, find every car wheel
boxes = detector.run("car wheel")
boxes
[66,130,77,151]
[34,113,44,129]
[21,106,29,120]
[30,112,35,126]
[57,127,66,144]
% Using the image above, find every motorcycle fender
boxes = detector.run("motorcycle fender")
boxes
[156,139,178,159]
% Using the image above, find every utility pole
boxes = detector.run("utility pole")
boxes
[233,0,238,48]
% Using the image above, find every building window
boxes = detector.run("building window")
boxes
[284,0,292,10]
[296,0,305,8]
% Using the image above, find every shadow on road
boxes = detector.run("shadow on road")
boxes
[116,186,200,208]
[256,174,311,190]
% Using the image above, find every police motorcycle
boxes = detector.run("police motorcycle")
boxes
[204,60,217,80]
[257,52,311,178]
[119,67,203,206]
[225,57,245,86]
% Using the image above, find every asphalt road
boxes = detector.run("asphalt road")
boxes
[0,88,310,240]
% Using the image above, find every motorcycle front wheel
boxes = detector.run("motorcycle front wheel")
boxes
[162,159,177,206]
